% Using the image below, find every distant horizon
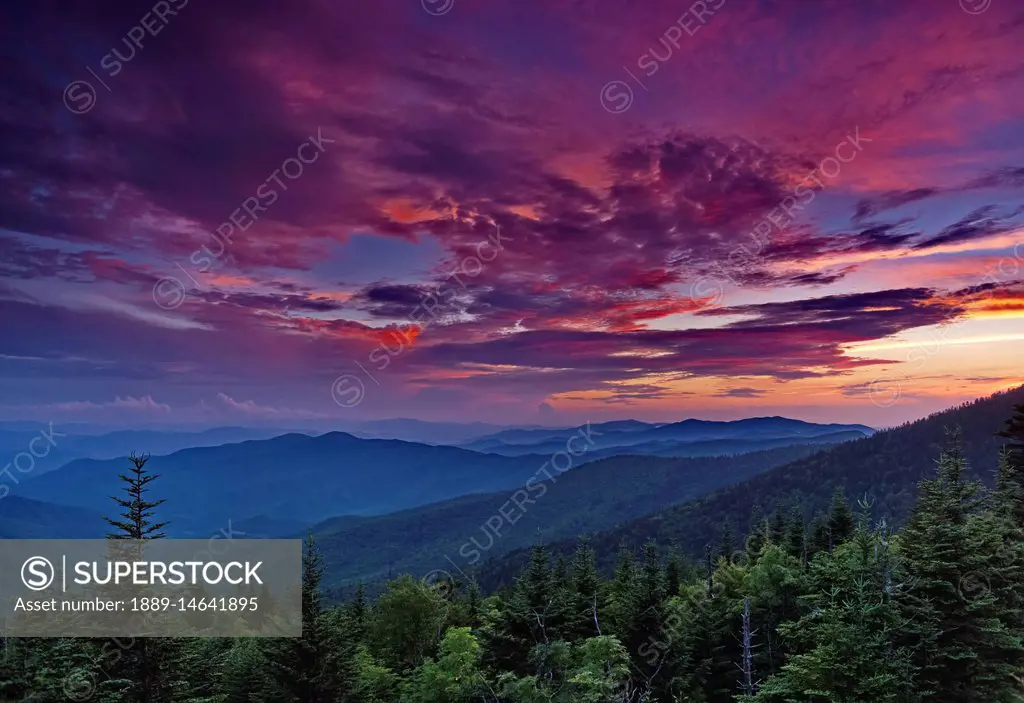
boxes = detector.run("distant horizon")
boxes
[9,386,1019,436]
[0,412,877,434]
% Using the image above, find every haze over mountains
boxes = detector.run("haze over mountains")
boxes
[5,390,1023,596]
[461,417,872,458]
[0,425,296,478]
[13,432,541,536]
[2,415,874,541]
[0,495,102,539]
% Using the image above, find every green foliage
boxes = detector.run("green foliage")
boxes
[218,639,269,702]
[368,574,448,673]
[404,627,487,702]
[826,488,855,550]
[351,644,402,702]
[753,522,919,703]
[496,636,633,702]
[894,432,1024,702]
[7,399,1024,702]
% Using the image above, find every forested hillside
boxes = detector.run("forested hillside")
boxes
[312,442,835,589]
[479,385,1024,587]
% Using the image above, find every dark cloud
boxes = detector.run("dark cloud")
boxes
[912,206,1015,249]
[716,387,766,398]
[853,188,940,220]
[351,284,432,319]
[967,166,1024,190]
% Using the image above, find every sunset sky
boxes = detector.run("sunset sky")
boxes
[1,0,1022,428]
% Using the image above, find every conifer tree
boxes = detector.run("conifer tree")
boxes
[320,605,362,698]
[486,544,557,675]
[262,534,332,701]
[347,582,369,643]
[665,547,685,598]
[720,522,735,561]
[783,506,805,560]
[0,637,29,699]
[826,487,855,550]
[638,542,666,609]
[993,446,1024,525]
[218,639,269,702]
[626,542,667,682]
[769,511,787,546]
[896,430,1023,701]
[998,401,1024,471]
[103,452,181,703]
[105,452,169,540]
[752,524,919,703]
[705,543,715,598]
[464,581,484,628]
[672,578,737,701]
[609,546,637,636]
[807,512,830,557]
[511,544,556,647]
[177,638,231,700]
[746,504,767,557]
[549,554,573,639]
[567,539,603,639]
[976,448,1024,665]
[742,544,803,679]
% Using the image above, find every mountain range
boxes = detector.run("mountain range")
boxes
[475,384,1024,589]
[0,425,302,478]
[12,432,549,536]
[5,416,867,537]
[5,390,1020,599]
[459,417,873,456]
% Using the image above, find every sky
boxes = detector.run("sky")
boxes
[1,0,1022,428]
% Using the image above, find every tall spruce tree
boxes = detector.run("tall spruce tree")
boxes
[105,452,169,540]
[896,430,1023,702]
[103,452,180,703]
[486,544,557,675]
[567,539,603,639]
[261,534,332,701]
[826,488,855,551]
[998,401,1024,470]
[997,402,1024,533]
[807,512,830,557]
[609,546,638,636]
[720,522,735,562]
[628,542,667,683]
[665,547,686,598]
[978,448,1024,668]
[512,544,557,647]
[783,507,805,561]
[769,511,787,546]
[347,582,369,643]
